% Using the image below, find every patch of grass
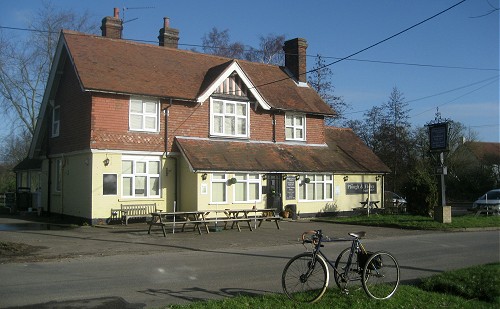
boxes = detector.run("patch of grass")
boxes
[163,264,499,309]
[314,214,499,230]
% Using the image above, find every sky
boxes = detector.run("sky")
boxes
[0,0,499,142]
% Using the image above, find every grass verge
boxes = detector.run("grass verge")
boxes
[313,214,499,230]
[164,263,499,309]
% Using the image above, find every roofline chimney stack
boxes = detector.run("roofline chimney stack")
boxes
[283,38,308,83]
[158,17,180,48]
[101,7,123,39]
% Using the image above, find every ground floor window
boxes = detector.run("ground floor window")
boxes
[299,174,333,201]
[211,173,227,203]
[122,156,160,198]
[103,174,117,195]
[234,173,261,202]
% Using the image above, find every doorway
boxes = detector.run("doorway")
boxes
[266,174,283,212]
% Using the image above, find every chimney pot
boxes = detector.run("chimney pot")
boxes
[114,7,120,18]
[164,17,170,28]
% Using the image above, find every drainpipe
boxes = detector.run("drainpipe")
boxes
[163,98,177,211]
[272,112,276,143]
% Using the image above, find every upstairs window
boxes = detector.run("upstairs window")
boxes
[210,98,249,138]
[285,113,305,141]
[129,98,159,132]
[51,105,60,137]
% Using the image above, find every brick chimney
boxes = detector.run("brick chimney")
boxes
[101,8,123,39]
[158,17,179,48]
[283,38,308,83]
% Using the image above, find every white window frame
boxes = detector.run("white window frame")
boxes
[285,113,306,141]
[129,98,160,132]
[210,98,249,138]
[121,156,161,198]
[233,173,261,203]
[210,173,228,204]
[52,105,60,137]
[299,174,333,201]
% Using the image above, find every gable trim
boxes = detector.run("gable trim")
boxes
[196,60,271,110]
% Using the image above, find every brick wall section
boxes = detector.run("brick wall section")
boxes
[49,60,91,155]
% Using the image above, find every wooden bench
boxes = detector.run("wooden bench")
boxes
[113,203,159,225]
[255,215,281,229]
[149,220,206,237]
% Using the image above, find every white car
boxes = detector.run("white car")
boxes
[472,189,500,214]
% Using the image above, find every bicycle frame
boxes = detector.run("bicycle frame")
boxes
[306,230,366,287]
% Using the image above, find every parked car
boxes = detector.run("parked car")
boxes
[384,191,407,206]
[472,189,500,214]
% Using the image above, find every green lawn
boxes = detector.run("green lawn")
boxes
[164,263,500,309]
[313,214,499,230]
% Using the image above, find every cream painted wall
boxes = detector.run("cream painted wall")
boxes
[91,152,167,220]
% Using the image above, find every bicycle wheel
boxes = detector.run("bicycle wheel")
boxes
[362,251,400,300]
[334,248,362,290]
[282,252,329,303]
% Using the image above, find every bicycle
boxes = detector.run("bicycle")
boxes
[282,229,400,303]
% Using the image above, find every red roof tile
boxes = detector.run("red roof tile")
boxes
[175,127,390,173]
[62,30,334,115]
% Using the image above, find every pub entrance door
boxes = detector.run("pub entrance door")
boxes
[266,174,283,212]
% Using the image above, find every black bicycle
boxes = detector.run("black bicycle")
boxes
[282,229,400,303]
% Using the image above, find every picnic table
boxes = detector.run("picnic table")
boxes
[147,211,208,237]
[223,208,281,230]
[359,200,380,209]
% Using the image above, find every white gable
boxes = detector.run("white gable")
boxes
[196,61,271,110]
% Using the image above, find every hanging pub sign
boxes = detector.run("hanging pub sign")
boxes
[428,122,449,152]
[345,182,377,195]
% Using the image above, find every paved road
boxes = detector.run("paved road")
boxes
[0,226,498,308]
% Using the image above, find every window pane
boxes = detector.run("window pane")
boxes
[144,102,157,113]
[326,183,333,199]
[135,176,146,196]
[249,183,259,200]
[122,161,133,174]
[296,128,303,139]
[226,103,235,114]
[213,101,223,113]
[285,115,292,126]
[136,162,146,174]
[103,174,117,195]
[235,182,246,201]
[123,177,132,196]
[248,174,259,180]
[237,118,246,135]
[295,115,303,125]
[225,116,235,135]
[307,183,314,200]
[149,161,159,174]
[130,101,142,113]
[234,174,246,180]
[316,184,324,200]
[212,173,226,180]
[130,115,142,130]
[286,127,293,139]
[212,182,226,202]
[144,116,156,130]
[236,104,246,116]
[213,116,223,133]
[149,177,159,196]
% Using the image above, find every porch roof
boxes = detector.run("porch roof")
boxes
[175,127,390,174]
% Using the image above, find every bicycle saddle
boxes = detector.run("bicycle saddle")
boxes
[348,231,366,239]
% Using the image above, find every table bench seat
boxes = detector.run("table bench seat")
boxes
[203,218,252,232]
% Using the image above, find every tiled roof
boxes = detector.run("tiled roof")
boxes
[175,127,390,173]
[62,30,334,115]
[464,142,500,165]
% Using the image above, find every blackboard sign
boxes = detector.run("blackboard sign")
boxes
[285,176,296,200]
[428,122,449,152]
[345,182,376,195]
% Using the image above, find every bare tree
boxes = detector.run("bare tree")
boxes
[201,28,285,65]
[0,1,98,138]
[309,54,348,126]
